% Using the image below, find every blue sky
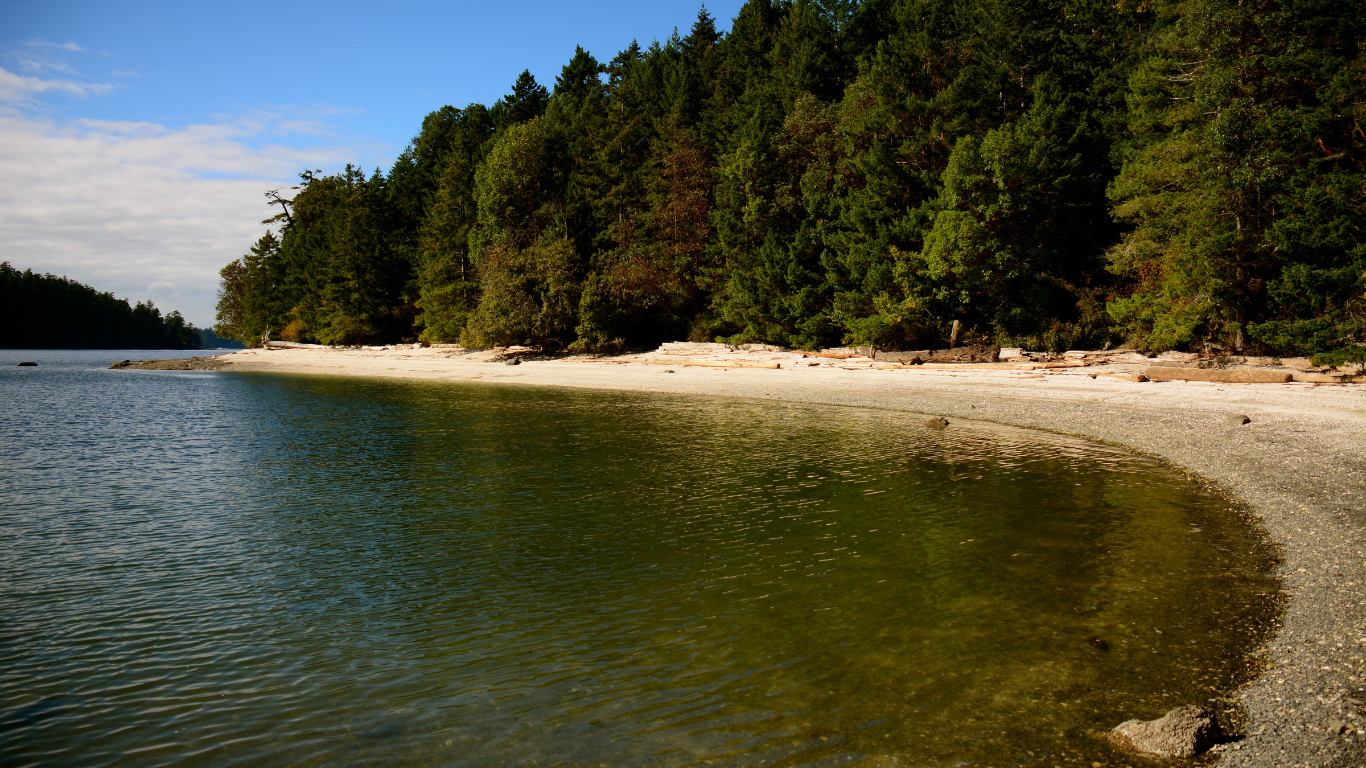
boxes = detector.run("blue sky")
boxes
[0,0,745,328]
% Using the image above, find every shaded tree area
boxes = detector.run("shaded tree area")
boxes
[218,0,1365,359]
[1,262,202,349]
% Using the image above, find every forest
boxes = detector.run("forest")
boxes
[1,262,205,350]
[214,0,1365,363]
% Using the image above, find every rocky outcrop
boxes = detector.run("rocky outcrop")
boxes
[1107,706,1222,758]
[109,356,232,371]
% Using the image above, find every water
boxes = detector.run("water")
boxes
[0,350,1277,767]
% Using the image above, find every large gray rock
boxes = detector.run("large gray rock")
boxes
[1107,705,1221,758]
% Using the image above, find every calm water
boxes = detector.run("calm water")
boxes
[0,350,1276,767]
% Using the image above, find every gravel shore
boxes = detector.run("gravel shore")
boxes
[212,347,1366,766]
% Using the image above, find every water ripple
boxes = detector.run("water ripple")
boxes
[0,351,1276,767]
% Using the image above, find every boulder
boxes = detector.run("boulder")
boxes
[16,361,37,366]
[1107,706,1221,758]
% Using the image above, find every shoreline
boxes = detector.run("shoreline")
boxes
[210,347,1366,765]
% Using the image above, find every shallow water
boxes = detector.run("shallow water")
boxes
[0,350,1276,767]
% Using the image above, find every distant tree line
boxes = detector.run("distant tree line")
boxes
[1,262,203,349]
[215,0,1364,362]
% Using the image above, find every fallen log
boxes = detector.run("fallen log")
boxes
[1143,366,1292,384]
[647,359,782,369]
[1089,372,1150,383]
[875,345,1000,364]
[882,362,1032,371]
[1291,372,1361,384]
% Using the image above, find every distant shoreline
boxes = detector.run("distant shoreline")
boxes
[151,346,1366,766]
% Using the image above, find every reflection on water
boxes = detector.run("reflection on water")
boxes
[0,352,1276,767]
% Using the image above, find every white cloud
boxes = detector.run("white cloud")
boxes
[27,41,84,53]
[0,66,112,101]
[0,111,374,326]
[16,55,78,75]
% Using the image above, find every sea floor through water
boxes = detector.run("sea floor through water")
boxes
[0,351,1278,767]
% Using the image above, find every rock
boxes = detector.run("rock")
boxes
[505,358,521,366]
[108,356,230,371]
[1107,706,1221,758]
[1327,718,1349,735]
[926,417,949,429]
[1225,414,1251,425]
[17,361,37,366]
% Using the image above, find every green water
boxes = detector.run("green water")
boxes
[0,355,1277,767]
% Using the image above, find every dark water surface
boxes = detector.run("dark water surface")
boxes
[1,350,1277,767]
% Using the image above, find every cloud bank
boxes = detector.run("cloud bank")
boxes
[0,110,370,327]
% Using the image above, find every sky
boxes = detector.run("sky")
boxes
[0,0,746,327]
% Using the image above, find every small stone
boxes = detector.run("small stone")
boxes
[1108,705,1221,758]
[1328,718,1348,735]
[1225,414,1251,425]
[926,417,949,429]
[663,369,675,373]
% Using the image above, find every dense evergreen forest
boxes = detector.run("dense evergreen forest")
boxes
[1,262,204,349]
[215,0,1365,362]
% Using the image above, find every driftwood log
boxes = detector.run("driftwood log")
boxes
[875,345,1001,364]
[1144,366,1292,384]
[647,360,781,369]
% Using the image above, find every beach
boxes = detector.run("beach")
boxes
[205,345,1366,766]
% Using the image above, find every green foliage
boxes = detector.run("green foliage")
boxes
[219,0,1363,356]
[474,116,564,249]
[1108,0,1365,355]
[1,261,202,349]
[463,235,581,349]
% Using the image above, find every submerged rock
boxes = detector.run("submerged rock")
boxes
[1108,705,1221,758]
[108,356,231,371]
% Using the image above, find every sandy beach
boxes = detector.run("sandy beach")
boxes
[205,345,1365,766]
